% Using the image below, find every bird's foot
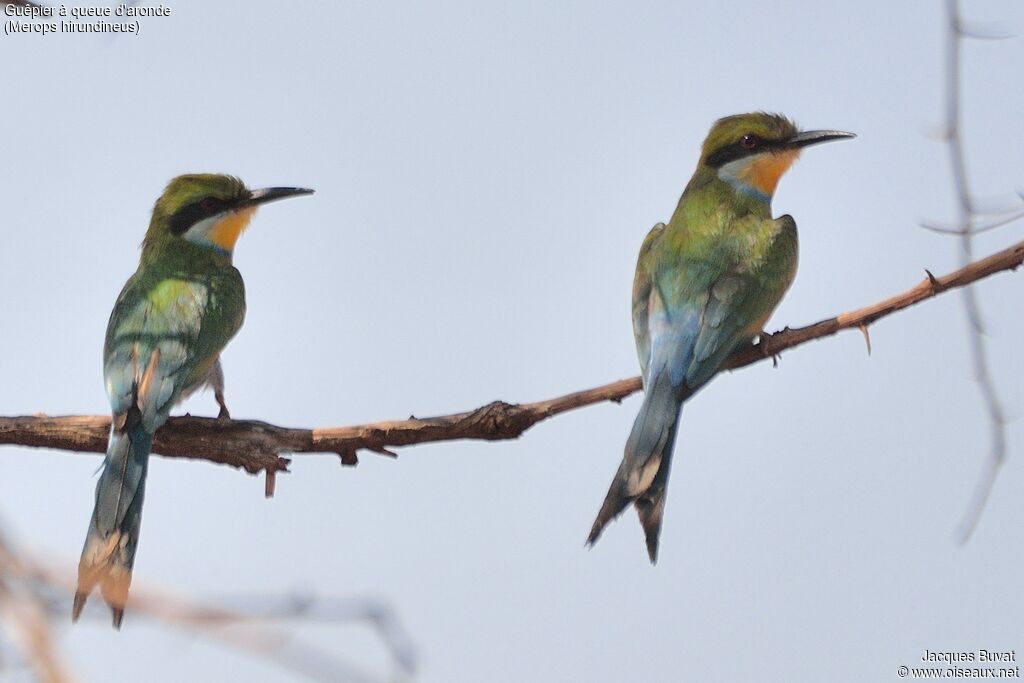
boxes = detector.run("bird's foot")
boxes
[215,390,231,421]
[758,330,781,368]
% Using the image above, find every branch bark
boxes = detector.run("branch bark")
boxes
[2,238,1022,491]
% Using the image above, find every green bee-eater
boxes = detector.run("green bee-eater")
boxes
[588,113,854,562]
[74,174,313,627]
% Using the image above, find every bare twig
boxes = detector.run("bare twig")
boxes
[2,529,416,683]
[921,206,1024,235]
[0,530,76,683]
[2,239,1023,486]
[939,0,1019,543]
[65,591,410,683]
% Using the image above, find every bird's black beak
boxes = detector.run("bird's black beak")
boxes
[786,130,856,149]
[241,187,315,208]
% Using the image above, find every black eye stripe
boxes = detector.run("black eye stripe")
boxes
[169,197,230,235]
[706,142,751,168]
[706,136,785,168]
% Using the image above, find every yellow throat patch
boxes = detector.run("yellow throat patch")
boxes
[207,207,257,252]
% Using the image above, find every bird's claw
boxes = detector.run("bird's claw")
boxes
[215,390,231,420]
[758,330,781,367]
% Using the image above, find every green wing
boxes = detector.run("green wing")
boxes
[632,222,666,385]
[637,215,798,393]
[682,215,798,387]
[104,268,244,428]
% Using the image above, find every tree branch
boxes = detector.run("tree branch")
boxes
[0,521,416,683]
[2,239,1022,493]
[939,0,1019,543]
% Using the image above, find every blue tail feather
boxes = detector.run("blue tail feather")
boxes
[74,412,152,628]
[588,368,684,563]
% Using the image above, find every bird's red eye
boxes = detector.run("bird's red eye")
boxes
[200,197,219,211]
[740,134,758,150]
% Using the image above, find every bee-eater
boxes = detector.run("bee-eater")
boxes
[587,113,854,563]
[74,174,313,627]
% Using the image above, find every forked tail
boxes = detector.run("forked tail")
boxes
[587,370,683,563]
[74,409,152,628]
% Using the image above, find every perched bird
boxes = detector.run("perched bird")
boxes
[587,113,854,562]
[74,174,313,627]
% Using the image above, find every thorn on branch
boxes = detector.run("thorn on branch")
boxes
[4,237,1024,490]
[265,470,276,498]
[925,269,945,293]
[371,445,399,458]
[859,324,872,355]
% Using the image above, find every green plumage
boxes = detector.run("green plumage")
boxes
[75,174,312,627]
[648,172,799,386]
[589,113,852,561]
[106,243,246,394]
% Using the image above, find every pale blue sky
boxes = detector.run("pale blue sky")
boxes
[1,1,1022,681]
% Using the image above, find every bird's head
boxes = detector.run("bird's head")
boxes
[145,174,313,256]
[699,112,854,203]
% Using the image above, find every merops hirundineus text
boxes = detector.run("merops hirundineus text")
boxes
[74,174,313,627]
[588,113,854,562]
